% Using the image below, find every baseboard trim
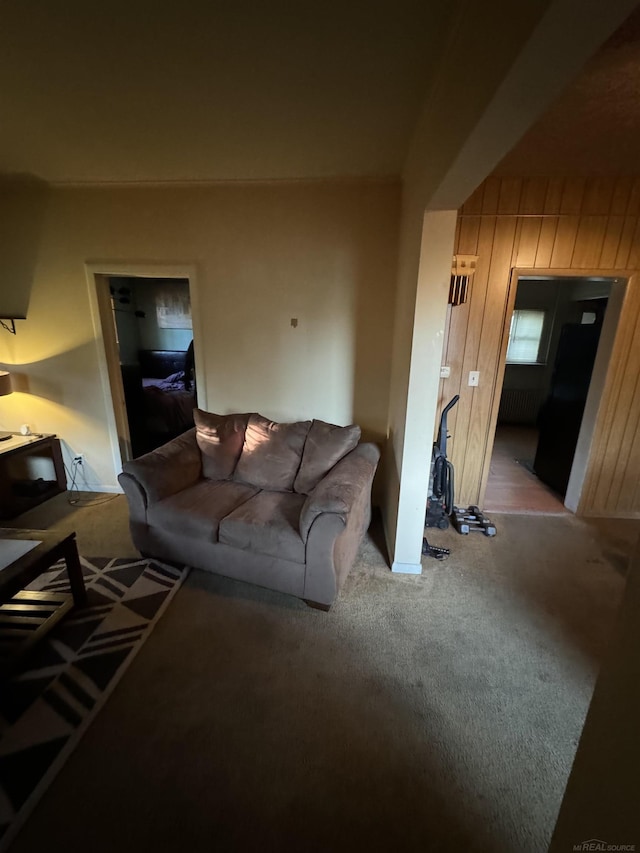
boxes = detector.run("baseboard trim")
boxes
[580,509,640,519]
[67,484,123,494]
[391,561,422,575]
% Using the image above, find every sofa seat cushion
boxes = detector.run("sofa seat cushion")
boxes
[219,490,306,564]
[147,480,259,543]
[234,414,311,492]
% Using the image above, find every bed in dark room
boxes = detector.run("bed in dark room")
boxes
[121,349,196,456]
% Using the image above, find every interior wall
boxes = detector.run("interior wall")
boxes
[0,180,400,490]
[439,175,640,516]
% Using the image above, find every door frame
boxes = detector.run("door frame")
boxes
[85,261,206,476]
[479,267,629,511]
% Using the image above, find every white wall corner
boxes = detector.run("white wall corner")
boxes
[387,209,458,571]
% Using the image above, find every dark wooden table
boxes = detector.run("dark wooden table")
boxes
[0,529,86,675]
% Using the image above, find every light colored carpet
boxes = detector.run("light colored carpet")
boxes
[2,493,636,852]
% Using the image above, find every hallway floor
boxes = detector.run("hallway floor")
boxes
[484,425,568,515]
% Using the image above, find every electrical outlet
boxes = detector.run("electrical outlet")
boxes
[440,365,451,378]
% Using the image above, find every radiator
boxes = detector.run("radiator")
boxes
[498,388,544,425]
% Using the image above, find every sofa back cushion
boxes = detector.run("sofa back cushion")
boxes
[194,409,249,480]
[294,419,361,495]
[234,414,311,492]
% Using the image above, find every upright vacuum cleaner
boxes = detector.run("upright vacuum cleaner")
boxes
[423,395,459,559]
[422,394,498,560]
[426,394,459,530]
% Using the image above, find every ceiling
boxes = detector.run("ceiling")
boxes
[0,0,458,184]
[1,2,639,186]
[494,4,640,177]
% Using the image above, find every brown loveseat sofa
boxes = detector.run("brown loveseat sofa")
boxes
[118,409,380,609]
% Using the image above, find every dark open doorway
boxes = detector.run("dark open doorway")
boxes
[485,276,616,514]
[110,276,197,457]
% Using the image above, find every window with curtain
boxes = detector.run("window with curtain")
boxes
[506,309,546,364]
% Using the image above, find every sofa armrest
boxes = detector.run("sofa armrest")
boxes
[299,442,380,541]
[120,428,202,506]
[118,471,148,521]
[301,442,380,607]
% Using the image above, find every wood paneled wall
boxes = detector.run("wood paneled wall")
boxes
[439,175,640,516]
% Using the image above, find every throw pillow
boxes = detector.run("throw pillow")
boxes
[294,419,361,495]
[234,414,311,492]
[194,409,249,480]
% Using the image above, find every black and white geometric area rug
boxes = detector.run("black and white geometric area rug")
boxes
[0,556,188,850]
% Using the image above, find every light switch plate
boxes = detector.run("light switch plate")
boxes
[468,370,480,387]
[440,365,451,378]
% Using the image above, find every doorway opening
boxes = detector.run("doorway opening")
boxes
[111,276,197,458]
[91,271,198,466]
[484,275,622,514]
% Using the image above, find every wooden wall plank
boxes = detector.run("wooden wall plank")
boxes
[581,177,614,215]
[625,177,640,214]
[611,177,632,214]
[457,216,481,254]
[519,178,548,214]
[475,218,522,506]
[599,217,625,268]
[560,177,586,214]
[631,425,640,511]
[544,178,564,214]
[482,178,501,214]
[595,293,640,510]
[550,216,580,267]
[439,298,468,445]
[579,280,640,513]
[448,215,480,434]
[459,217,517,505]
[449,216,496,485]
[462,183,485,215]
[626,219,640,269]
[478,268,520,506]
[453,215,462,253]
[612,380,640,511]
[445,215,482,449]
[572,216,608,268]
[591,339,640,512]
[606,375,640,511]
[497,179,522,214]
[534,217,559,268]
[516,217,542,267]
[614,216,638,268]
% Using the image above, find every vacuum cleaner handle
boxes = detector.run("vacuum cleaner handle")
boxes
[441,394,460,417]
[437,394,460,455]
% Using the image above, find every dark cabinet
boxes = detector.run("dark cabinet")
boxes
[0,434,66,519]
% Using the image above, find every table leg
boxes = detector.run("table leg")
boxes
[63,536,87,607]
